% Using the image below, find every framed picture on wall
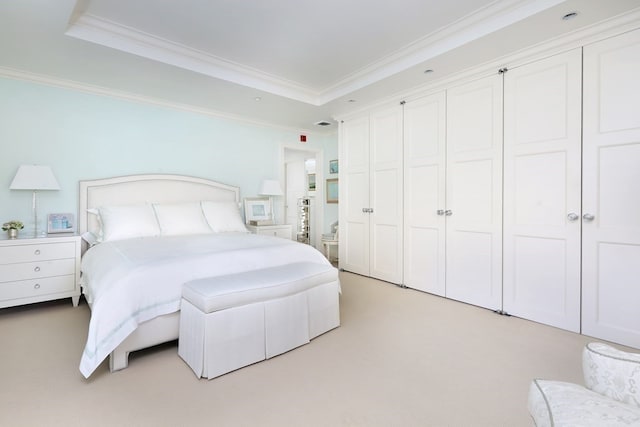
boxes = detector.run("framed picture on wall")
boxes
[329,159,339,174]
[243,197,271,224]
[326,179,338,203]
[308,173,316,191]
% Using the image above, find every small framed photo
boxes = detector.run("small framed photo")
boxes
[48,213,75,234]
[326,179,339,204]
[308,173,316,191]
[329,159,339,174]
[243,197,271,224]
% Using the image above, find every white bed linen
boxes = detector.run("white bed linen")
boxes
[79,233,333,378]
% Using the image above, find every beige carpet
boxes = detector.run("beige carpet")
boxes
[0,271,625,426]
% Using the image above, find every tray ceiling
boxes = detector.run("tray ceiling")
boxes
[2,0,640,129]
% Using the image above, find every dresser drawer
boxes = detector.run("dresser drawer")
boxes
[0,275,76,301]
[0,242,76,264]
[0,259,76,283]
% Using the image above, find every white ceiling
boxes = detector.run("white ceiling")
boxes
[2,0,640,131]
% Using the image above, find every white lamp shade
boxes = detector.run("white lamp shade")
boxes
[10,165,60,191]
[259,179,283,196]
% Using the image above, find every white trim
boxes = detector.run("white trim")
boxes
[0,66,322,135]
[65,14,319,105]
[65,0,565,105]
[335,8,640,122]
[317,0,566,104]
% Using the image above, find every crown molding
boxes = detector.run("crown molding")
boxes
[317,0,565,104]
[65,14,320,104]
[334,8,640,122]
[65,0,564,106]
[0,66,324,134]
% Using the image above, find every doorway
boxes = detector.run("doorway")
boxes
[282,146,323,249]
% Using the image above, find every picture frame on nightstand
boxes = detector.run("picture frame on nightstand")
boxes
[47,213,75,234]
[243,197,271,224]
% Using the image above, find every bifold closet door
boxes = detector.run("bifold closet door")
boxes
[502,48,582,332]
[339,115,370,276]
[582,29,640,348]
[339,106,403,284]
[403,92,447,295]
[369,105,403,284]
[445,75,503,310]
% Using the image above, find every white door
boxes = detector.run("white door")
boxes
[370,104,403,284]
[403,92,447,295]
[339,115,370,275]
[445,74,503,310]
[582,29,640,348]
[502,49,582,331]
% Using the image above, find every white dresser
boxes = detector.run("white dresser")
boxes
[246,224,293,240]
[0,234,81,308]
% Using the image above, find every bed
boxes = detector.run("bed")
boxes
[78,174,338,378]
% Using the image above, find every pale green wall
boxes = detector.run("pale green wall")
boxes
[0,77,338,235]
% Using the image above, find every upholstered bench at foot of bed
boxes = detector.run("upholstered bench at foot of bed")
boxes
[178,262,340,379]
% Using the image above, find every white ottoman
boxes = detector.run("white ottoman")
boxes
[178,262,339,379]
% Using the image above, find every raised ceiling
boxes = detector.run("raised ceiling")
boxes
[2,0,640,130]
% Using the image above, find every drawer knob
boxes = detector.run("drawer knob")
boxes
[34,266,41,272]
[34,284,40,290]
[34,249,41,255]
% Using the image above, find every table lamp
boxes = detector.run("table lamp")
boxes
[10,165,60,237]
[259,179,283,225]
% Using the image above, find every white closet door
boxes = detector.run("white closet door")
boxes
[502,49,582,331]
[583,29,640,348]
[445,75,503,310]
[403,92,446,294]
[370,105,404,284]
[339,116,370,275]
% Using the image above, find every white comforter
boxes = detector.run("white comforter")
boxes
[79,233,332,378]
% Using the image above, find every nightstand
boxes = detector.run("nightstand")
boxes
[246,224,293,240]
[0,234,81,308]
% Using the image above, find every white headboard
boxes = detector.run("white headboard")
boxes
[78,174,240,251]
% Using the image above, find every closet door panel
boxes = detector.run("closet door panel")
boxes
[370,105,403,283]
[447,230,495,302]
[403,92,446,294]
[339,116,370,275]
[445,75,503,310]
[503,49,582,332]
[583,29,640,348]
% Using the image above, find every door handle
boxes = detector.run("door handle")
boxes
[437,209,445,216]
[445,210,452,216]
[567,212,579,221]
[583,213,595,222]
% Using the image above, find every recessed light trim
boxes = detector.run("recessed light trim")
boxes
[562,11,578,21]
[315,121,332,127]
[424,69,434,74]
[347,99,357,103]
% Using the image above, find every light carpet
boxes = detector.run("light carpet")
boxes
[0,271,626,426]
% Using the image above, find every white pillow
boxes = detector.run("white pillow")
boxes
[98,203,160,241]
[153,202,212,236]
[201,200,248,233]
